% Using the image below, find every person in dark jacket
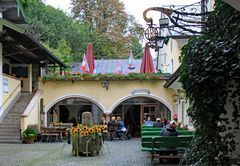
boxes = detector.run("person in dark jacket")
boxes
[153,118,164,128]
[160,121,179,136]
[160,120,179,164]
[115,116,126,139]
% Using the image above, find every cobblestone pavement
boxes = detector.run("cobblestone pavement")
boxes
[0,138,178,166]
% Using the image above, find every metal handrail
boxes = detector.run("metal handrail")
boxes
[0,83,21,109]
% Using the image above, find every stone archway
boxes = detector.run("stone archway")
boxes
[110,94,172,137]
[44,94,105,126]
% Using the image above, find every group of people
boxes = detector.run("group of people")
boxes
[144,116,179,136]
[100,116,129,140]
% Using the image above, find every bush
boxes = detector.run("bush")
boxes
[22,127,37,138]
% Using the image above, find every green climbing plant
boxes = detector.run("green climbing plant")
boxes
[179,0,240,165]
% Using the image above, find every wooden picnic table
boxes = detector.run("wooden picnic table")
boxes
[41,126,67,142]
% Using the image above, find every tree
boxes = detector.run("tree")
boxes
[71,0,143,59]
[21,0,91,62]
[21,0,143,63]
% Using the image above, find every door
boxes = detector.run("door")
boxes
[141,105,158,124]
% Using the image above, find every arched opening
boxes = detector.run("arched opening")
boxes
[46,97,103,126]
[112,97,171,137]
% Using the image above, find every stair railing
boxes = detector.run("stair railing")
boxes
[0,83,21,112]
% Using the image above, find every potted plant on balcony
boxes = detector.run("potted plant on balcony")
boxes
[22,127,37,144]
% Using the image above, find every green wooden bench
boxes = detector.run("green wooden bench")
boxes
[141,130,194,136]
[142,135,193,164]
[141,128,162,132]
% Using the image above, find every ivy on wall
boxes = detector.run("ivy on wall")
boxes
[179,0,240,165]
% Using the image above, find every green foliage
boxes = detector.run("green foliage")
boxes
[71,0,144,59]
[179,0,240,165]
[42,72,168,82]
[21,0,143,62]
[22,127,37,138]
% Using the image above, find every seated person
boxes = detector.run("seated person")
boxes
[153,118,164,128]
[107,117,117,132]
[144,116,153,126]
[160,120,179,136]
[160,120,179,163]
[100,117,107,125]
[115,116,126,139]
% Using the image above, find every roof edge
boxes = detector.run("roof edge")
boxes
[0,18,25,33]
[163,66,181,88]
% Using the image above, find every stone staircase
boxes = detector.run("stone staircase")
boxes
[0,93,34,143]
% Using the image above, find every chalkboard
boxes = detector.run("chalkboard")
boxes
[12,67,28,78]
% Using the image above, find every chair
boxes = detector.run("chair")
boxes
[107,125,117,140]
[117,126,131,140]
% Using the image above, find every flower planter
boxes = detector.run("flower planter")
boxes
[23,137,35,144]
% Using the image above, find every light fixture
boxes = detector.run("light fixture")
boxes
[101,80,109,90]
[177,89,186,100]
[172,94,179,102]
[159,18,169,27]
[155,36,165,49]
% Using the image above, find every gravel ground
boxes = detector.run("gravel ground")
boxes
[0,138,173,166]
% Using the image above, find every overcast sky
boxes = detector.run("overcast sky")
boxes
[44,0,199,26]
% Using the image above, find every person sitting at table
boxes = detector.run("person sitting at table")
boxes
[160,120,179,136]
[115,116,126,139]
[107,117,117,140]
[144,116,153,126]
[153,118,164,128]
[100,117,107,125]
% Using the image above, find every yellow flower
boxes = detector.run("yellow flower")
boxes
[89,128,93,133]
[83,126,88,131]
[80,131,85,136]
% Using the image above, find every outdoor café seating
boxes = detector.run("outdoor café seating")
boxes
[40,126,67,142]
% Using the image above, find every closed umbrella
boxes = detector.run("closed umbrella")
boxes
[140,46,155,73]
[86,43,95,74]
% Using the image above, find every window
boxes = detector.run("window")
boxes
[12,67,28,78]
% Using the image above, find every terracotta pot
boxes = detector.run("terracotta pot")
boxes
[23,137,35,144]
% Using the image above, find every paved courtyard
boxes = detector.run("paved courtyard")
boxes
[0,138,177,166]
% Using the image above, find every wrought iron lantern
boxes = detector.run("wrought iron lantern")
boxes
[143,0,209,49]
[101,80,109,90]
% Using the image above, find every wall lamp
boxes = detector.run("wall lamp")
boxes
[101,80,109,90]
[177,89,186,100]
[172,94,180,102]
